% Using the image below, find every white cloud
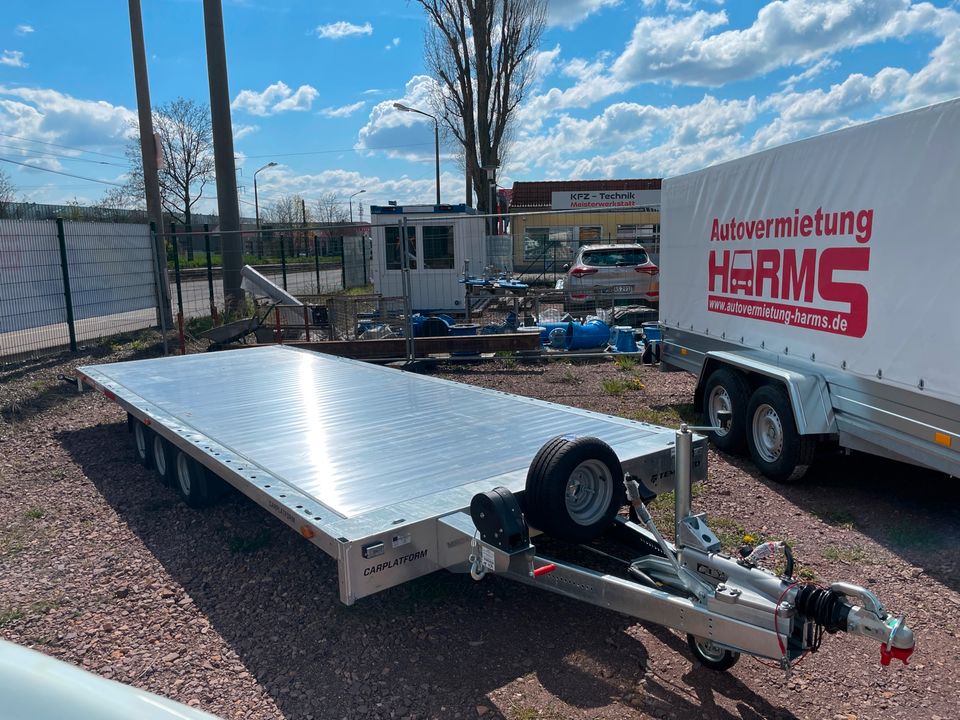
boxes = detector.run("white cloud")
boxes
[355,75,441,161]
[780,57,839,88]
[319,101,366,118]
[385,37,400,50]
[232,82,319,116]
[315,21,373,40]
[548,0,621,28]
[233,124,259,141]
[0,50,27,68]
[611,0,955,87]
[15,25,34,36]
[0,86,135,150]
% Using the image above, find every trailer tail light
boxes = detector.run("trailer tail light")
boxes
[570,266,598,278]
[934,432,952,448]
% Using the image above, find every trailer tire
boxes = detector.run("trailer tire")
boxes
[174,451,219,508]
[524,436,625,543]
[151,434,175,484]
[746,385,816,483]
[131,418,153,469]
[687,634,740,671]
[703,368,750,453]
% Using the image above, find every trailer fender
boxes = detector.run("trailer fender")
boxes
[695,351,836,436]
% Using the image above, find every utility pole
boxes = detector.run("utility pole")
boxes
[127,0,173,327]
[202,0,243,312]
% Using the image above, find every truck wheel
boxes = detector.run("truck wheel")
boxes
[524,436,625,543]
[687,634,740,671]
[151,434,175,484]
[702,368,750,453]
[131,418,153,468]
[174,451,217,508]
[746,385,816,483]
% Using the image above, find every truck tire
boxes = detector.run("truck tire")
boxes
[702,368,750,453]
[151,434,175,484]
[746,385,816,483]
[131,418,153,469]
[174,451,222,508]
[687,634,740,671]
[524,436,625,543]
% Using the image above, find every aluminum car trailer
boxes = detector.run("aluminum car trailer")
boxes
[77,345,915,675]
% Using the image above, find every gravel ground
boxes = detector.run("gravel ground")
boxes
[2,337,959,720]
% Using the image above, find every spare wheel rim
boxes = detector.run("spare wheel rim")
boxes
[564,459,614,526]
[752,404,783,463]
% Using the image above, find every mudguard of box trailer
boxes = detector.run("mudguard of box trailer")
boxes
[698,351,837,436]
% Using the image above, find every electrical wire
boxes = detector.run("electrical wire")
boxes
[242,141,434,159]
[0,157,124,186]
[0,143,129,168]
[0,130,127,161]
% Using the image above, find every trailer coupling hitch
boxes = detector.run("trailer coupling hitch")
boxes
[793,584,915,666]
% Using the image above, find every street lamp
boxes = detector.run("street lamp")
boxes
[254,161,277,258]
[393,102,440,205]
[349,189,366,223]
[253,161,277,231]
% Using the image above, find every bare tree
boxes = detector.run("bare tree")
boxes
[125,97,215,226]
[0,168,16,218]
[96,184,144,212]
[416,0,546,211]
[314,193,349,225]
[264,193,309,227]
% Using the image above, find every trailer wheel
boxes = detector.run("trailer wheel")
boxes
[131,418,152,468]
[703,368,750,453]
[524,436,625,543]
[174,451,218,508]
[151,434,175,484]
[687,634,740,671]
[746,385,816,483]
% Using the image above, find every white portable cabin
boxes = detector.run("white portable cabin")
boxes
[370,204,488,312]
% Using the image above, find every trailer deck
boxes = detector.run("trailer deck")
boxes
[78,345,686,603]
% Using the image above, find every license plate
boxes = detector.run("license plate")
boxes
[613,285,632,293]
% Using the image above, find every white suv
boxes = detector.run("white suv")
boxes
[562,244,659,305]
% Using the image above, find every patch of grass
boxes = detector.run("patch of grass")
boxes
[227,530,273,554]
[0,609,24,628]
[338,284,375,297]
[186,315,215,336]
[0,528,26,556]
[632,402,696,428]
[614,355,637,371]
[822,544,869,564]
[553,368,580,385]
[813,508,857,529]
[601,378,633,395]
[704,515,747,553]
[24,507,45,520]
[796,566,817,581]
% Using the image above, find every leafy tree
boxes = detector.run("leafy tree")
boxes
[416,0,546,211]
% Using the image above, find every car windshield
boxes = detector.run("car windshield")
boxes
[579,248,649,267]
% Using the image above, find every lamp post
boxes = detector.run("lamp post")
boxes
[393,103,440,205]
[349,189,366,223]
[254,161,277,258]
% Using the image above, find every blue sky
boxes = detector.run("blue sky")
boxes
[0,0,958,218]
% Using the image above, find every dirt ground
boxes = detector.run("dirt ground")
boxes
[2,336,959,720]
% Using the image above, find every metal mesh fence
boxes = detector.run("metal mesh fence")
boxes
[1,219,159,359]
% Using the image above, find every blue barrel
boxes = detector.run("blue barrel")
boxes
[610,326,638,353]
[642,322,662,342]
[564,319,611,350]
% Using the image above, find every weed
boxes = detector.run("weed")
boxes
[228,531,273,554]
[130,339,146,351]
[186,315,215,336]
[796,566,817,581]
[0,609,24,628]
[632,403,696,428]
[24,508,45,520]
[601,378,633,395]
[822,544,869,564]
[813,509,856,529]
[554,368,580,385]
[614,356,637,371]
[494,350,514,358]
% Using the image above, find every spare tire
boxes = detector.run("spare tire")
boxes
[524,436,625,543]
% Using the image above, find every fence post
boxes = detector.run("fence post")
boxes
[314,234,321,294]
[280,233,288,290]
[55,218,77,352]
[340,238,346,291]
[149,222,169,356]
[185,223,194,261]
[204,223,215,318]
[170,222,183,318]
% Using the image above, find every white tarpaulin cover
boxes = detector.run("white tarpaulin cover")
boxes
[662,98,960,403]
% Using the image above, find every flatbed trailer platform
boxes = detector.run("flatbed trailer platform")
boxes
[78,345,691,604]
